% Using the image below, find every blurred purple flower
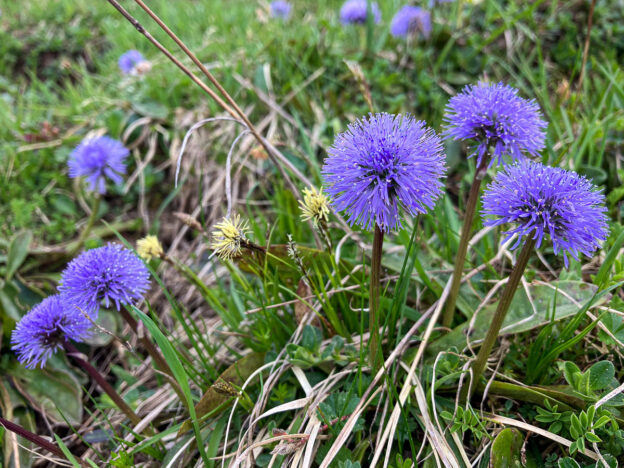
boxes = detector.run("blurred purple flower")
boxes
[118,50,146,74]
[443,82,547,166]
[59,244,150,314]
[340,0,381,25]
[68,136,129,194]
[271,1,292,19]
[482,160,608,267]
[11,295,91,369]
[390,5,431,38]
[322,113,446,232]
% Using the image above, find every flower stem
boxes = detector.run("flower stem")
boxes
[70,194,101,256]
[461,238,535,402]
[369,224,384,370]
[442,156,490,328]
[0,417,80,464]
[65,342,143,427]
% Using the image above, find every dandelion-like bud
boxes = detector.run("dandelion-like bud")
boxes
[443,82,547,166]
[11,295,91,369]
[390,6,431,38]
[210,215,250,260]
[270,1,292,19]
[118,50,150,75]
[482,160,609,267]
[322,113,446,232]
[340,0,381,25]
[68,136,129,194]
[137,235,164,261]
[59,244,151,314]
[299,187,330,227]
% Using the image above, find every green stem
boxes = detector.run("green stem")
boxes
[461,238,536,402]
[70,195,101,256]
[369,224,384,370]
[65,342,144,428]
[442,155,490,328]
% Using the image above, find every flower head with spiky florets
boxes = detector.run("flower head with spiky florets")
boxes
[68,136,129,194]
[210,215,250,260]
[482,160,608,267]
[270,0,292,19]
[390,6,431,38]
[322,113,446,232]
[340,0,381,25]
[11,295,91,369]
[299,187,331,227]
[444,82,547,166]
[59,244,150,314]
[118,50,146,74]
[137,235,164,261]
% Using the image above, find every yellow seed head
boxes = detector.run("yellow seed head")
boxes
[299,187,330,226]
[210,215,249,260]
[136,235,164,261]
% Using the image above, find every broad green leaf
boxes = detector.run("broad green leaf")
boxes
[589,361,615,391]
[428,281,598,355]
[6,231,32,281]
[9,366,82,425]
[490,428,523,468]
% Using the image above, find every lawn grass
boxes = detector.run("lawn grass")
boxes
[1,0,624,466]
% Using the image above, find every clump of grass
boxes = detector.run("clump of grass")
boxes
[1,1,624,466]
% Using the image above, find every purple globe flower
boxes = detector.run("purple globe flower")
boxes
[118,50,146,74]
[68,136,129,194]
[271,0,292,19]
[390,5,431,38]
[59,244,151,314]
[340,0,381,25]
[322,113,446,232]
[443,82,547,167]
[482,161,608,267]
[11,295,91,369]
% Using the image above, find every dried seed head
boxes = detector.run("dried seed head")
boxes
[136,235,164,261]
[212,379,239,396]
[210,215,250,260]
[299,186,330,227]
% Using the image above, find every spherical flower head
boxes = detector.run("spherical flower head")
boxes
[270,1,292,19]
[11,295,91,369]
[390,6,431,38]
[68,136,129,194]
[299,187,331,227]
[322,113,446,233]
[482,160,608,267]
[137,235,164,261]
[118,50,146,74]
[59,244,151,313]
[443,82,547,167]
[340,0,381,25]
[210,215,250,260]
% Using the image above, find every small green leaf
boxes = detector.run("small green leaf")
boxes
[584,432,601,443]
[558,457,581,468]
[589,361,615,391]
[563,361,581,387]
[6,230,32,280]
